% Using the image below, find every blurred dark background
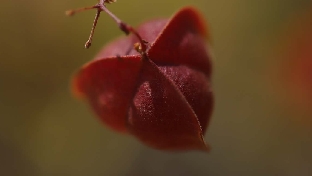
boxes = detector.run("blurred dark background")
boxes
[1,0,312,175]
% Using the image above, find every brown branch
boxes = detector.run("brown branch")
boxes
[66,0,148,52]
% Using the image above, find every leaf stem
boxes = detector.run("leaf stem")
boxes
[66,0,148,52]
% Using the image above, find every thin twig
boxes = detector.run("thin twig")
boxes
[66,0,148,52]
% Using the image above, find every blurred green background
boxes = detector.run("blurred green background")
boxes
[1,0,312,175]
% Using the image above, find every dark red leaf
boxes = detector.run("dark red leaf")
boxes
[72,6,214,151]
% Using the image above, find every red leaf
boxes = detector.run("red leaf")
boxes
[72,7,214,151]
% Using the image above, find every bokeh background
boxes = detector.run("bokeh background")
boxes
[1,0,312,175]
